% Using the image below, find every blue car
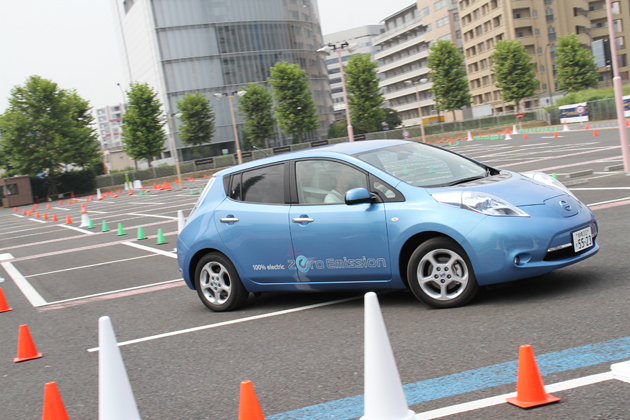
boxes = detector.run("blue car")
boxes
[177,140,598,311]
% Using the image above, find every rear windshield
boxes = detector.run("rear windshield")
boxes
[354,143,487,188]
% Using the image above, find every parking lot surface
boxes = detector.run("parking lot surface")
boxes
[1,128,630,419]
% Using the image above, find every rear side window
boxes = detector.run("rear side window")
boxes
[229,164,285,204]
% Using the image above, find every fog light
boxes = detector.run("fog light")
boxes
[514,253,532,266]
[514,256,520,265]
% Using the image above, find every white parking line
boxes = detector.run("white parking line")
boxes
[87,294,364,352]
[419,372,614,419]
[24,254,159,278]
[0,229,67,241]
[59,224,95,235]
[587,196,630,207]
[0,253,47,307]
[129,213,178,220]
[122,241,177,258]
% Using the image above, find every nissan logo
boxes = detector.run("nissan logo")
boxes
[559,200,572,211]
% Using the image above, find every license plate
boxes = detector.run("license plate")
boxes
[572,227,593,252]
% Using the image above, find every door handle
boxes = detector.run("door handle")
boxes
[220,217,239,223]
[292,217,314,223]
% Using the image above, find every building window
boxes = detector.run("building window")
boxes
[533,10,538,18]
[535,28,541,37]
[437,16,450,27]
[612,2,621,15]
[475,25,483,36]
[542,83,547,91]
[540,64,545,73]
[537,46,543,55]
[435,0,447,11]
[438,33,452,41]
[617,36,625,50]
[614,19,623,33]
[545,8,554,22]
[618,54,627,68]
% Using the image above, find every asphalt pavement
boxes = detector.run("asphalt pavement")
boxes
[1,127,630,419]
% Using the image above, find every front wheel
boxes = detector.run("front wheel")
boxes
[407,238,478,309]
[194,252,248,312]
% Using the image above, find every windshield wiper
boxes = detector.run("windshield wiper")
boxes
[445,175,486,186]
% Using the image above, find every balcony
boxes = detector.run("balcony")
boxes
[375,35,427,61]
[378,49,430,73]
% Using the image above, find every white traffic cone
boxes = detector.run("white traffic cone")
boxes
[124,181,129,191]
[97,188,103,200]
[563,119,569,131]
[361,293,417,420]
[466,131,473,141]
[133,180,142,189]
[99,316,142,420]
[505,131,512,140]
[177,210,186,234]
[79,212,90,227]
[512,124,518,135]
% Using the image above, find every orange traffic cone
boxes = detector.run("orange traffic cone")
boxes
[554,131,558,138]
[585,123,590,130]
[67,200,72,205]
[52,214,58,222]
[204,174,207,178]
[42,382,70,420]
[238,380,265,420]
[43,213,48,220]
[22,209,27,215]
[506,345,560,408]
[14,324,43,362]
[59,200,63,205]
[27,211,32,217]
[46,203,51,210]
[66,215,72,224]
[524,133,528,139]
[626,120,629,127]
[593,129,599,136]
[0,287,13,312]
[35,212,40,218]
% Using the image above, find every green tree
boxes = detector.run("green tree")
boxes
[121,82,167,167]
[555,33,599,93]
[328,121,343,138]
[383,108,402,129]
[268,62,319,144]
[176,92,215,158]
[239,83,276,148]
[345,54,385,133]
[490,40,540,111]
[0,75,99,191]
[427,40,471,121]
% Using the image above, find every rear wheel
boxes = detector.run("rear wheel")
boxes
[194,253,248,312]
[407,238,478,309]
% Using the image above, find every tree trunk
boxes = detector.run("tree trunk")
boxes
[452,110,457,122]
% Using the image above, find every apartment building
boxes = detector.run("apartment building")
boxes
[459,0,629,115]
[95,104,127,150]
[323,25,384,121]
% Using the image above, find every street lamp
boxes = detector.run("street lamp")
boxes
[214,91,246,164]
[166,112,183,188]
[404,78,429,143]
[318,42,358,142]
[543,44,554,106]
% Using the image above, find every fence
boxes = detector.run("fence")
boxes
[95,109,546,188]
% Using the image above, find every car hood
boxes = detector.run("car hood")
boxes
[427,172,564,206]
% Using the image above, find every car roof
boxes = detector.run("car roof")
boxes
[216,139,413,175]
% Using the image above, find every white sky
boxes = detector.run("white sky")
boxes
[0,0,416,114]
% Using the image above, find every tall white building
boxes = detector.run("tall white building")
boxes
[374,1,463,126]
[323,25,384,120]
[95,104,127,150]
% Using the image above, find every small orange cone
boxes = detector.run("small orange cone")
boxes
[0,287,13,312]
[66,215,72,224]
[52,214,58,222]
[626,120,629,127]
[67,200,72,205]
[46,203,51,210]
[27,211,32,217]
[14,324,43,362]
[593,129,598,136]
[524,133,528,139]
[42,382,70,420]
[506,345,560,408]
[554,131,558,138]
[238,380,265,420]
[22,209,27,215]
[204,174,208,178]
[59,200,63,205]
[585,123,590,130]
[13,207,17,212]
[35,212,40,218]
[43,213,48,220]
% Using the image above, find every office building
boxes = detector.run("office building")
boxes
[111,0,334,161]
[373,1,463,126]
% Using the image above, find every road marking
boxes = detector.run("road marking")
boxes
[572,187,630,190]
[530,155,620,172]
[59,224,95,235]
[129,213,178,220]
[419,372,614,419]
[29,219,47,224]
[589,198,630,211]
[25,254,159,278]
[122,241,177,258]
[265,336,630,420]
[37,279,184,311]
[588,196,630,207]
[0,253,47,307]
[0,229,67,241]
[499,146,621,168]
[87,295,364,352]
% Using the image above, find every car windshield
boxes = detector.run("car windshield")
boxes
[354,142,488,188]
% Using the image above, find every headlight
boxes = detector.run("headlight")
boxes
[521,171,580,203]
[432,191,530,217]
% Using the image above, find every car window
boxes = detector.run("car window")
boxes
[229,164,285,204]
[355,143,487,188]
[296,160,367,204]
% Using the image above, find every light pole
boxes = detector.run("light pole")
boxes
[317,42,358,142]
[404,78,429,143]
[214,91,246,165]
[543,44,554,106]
[166,112,183,188]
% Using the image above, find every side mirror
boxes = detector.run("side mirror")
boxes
[345,187,372,205]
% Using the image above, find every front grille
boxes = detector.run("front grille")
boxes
[544,242,593,261]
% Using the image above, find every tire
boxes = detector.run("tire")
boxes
[194,252,249,312]
[407,237,478,309]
